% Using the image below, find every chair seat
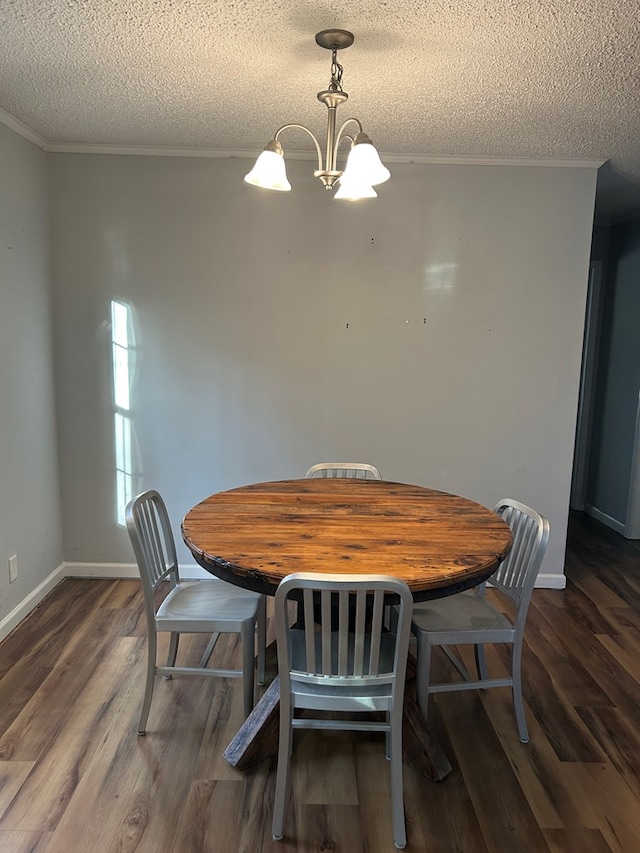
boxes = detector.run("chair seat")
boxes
[411,590,513,636]
[291,679,395,711]
[157,579,261,632]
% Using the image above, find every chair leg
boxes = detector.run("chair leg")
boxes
[199,633,220,668]
[165,631,179,677]
[241,623,255,719]
[138,628,157,735]
[257,595,267,686]
[389,702,407,849]
[511,640,529,743]
[272,696,293,841]
[385,710,391,760]
[415,632,433,720]
[474,643,488,681]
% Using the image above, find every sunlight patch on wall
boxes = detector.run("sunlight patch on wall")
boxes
[111,299,134,526]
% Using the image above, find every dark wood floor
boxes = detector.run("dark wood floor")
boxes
[0,512,639,852]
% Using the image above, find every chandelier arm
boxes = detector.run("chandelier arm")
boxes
[335,117,363,150]
[274,124,324,173]
[332,118,363,172]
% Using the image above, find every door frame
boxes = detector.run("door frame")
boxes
[570,260,604,511]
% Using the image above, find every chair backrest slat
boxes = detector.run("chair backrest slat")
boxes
[303,588,316,673]
[145,501,168,586]
[338,590,349,675]
[321,590,332,674]
[353,590,367,675]
[369,590,384,677]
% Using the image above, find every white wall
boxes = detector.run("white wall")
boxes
[49,154,597,583]
[0,123,63,627]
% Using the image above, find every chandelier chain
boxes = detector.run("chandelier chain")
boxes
[329,48,344,92]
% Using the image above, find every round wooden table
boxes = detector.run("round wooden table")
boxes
[181,478,513,781]
[182,478,512,601]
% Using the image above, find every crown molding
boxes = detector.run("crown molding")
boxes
[43,143,247,158]
[42,141,605,170]
[0,105,47,147]
[380,153,606,170]
[0,106,605,171]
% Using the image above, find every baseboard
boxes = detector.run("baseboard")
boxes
[0,560,566,645]
[0,563,66,643]
[534,573,566,590]
[64,562,210,580]
[63,561,141,579]
[66,563,566,588]
[487,572,565,591]
[583,504,626,535]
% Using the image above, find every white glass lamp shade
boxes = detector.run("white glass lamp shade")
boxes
[244,140,291,192]
[341,131,391,187]
[334,179,377,200]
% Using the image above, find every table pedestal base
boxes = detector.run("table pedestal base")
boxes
[223,649,452,782]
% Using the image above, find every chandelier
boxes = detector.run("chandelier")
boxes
[244,29,390,200]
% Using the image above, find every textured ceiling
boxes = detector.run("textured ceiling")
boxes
[1,0,639,221]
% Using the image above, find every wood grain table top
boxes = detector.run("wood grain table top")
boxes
[181,479,512,601]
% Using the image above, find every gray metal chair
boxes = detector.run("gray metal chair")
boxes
[126,489,266,734]
[305,462,382,479]
[272,572,413,849]
[411,498,549,743]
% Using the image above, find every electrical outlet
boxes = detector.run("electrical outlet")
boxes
[8,554,18,584]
